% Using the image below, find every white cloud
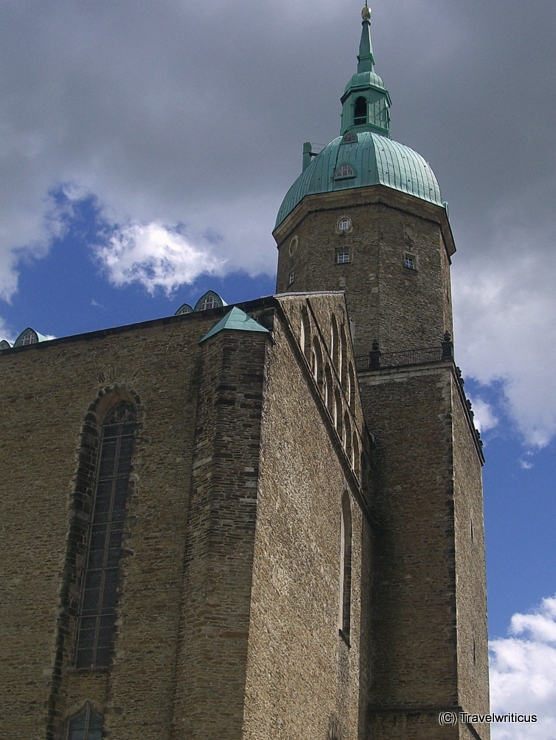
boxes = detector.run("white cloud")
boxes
[509,599,556,643]
[1,0,556,449]
[490,596,556,739]
[0,315,16,344]
[0,0,290,302]
[95,221,226,295]
[468,396,498,434]
[518,452,534,470]
[0,188,69,302]
[453,181,556,447]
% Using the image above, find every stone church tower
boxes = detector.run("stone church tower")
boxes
[274,6,490,739]
[0,7,488,740]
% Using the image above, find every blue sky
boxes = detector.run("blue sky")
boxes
[1,1,556,735]
[2,191,276,338]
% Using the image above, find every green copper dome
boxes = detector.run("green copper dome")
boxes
[275,6,445,229]
[275,132,443,227]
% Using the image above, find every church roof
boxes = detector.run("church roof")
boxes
[199,307,269,344]
[274,5,445,229]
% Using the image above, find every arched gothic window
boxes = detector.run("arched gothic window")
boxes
[14,327,40,346]
[75,401,137,669]
[340,492,352,639]
[194,290,226,312]
[67,703,103,740]
[199,295,218,310]
[175,302,193,316]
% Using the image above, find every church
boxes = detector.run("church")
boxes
[0,7,490,739]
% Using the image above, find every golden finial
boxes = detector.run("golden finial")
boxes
[362,4,371,21]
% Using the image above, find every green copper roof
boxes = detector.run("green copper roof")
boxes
[274,6,445,230]
[340,5,391,137]
[275,132,443,228]
[199,307,269,344]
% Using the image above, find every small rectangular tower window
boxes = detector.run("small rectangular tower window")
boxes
[336,249,351,265]
[403,253,417,270]
[288,271,295,285]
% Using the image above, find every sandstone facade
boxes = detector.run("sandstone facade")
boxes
[0,6,491,736]
[0,176,490,740]
[275,182,490,740]
[0,294,368,740]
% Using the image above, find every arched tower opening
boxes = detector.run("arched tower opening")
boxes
[354,96,367,126]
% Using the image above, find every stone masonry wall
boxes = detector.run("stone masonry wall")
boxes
[171,328,269,740]
[0,310,219,739]
[274,186,454,359]
[0,286,488,740]
[242,295,369,740]
[452,379,490,740]
[358,363,460,739]
[357,361,489,740]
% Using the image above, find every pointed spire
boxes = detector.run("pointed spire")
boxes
[357,4,375,73]
[340,6,392,138]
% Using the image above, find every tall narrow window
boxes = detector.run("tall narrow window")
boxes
[334,389,343,436]
[340,324,348,389]
[340,492,352,640]
[331,315,340,378]
[301,307,311,359]
[354,96,367,125]
[67,703,103,740]
[324,364,333,413]
[348,362,356,411]
[343,411,352,459]
[311,336,323,388]
[75,401,137,669]
[352,434,360,477]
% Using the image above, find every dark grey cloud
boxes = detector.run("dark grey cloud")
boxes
[1,0,555,441]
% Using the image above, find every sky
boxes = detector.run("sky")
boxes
[1,0,555,734]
